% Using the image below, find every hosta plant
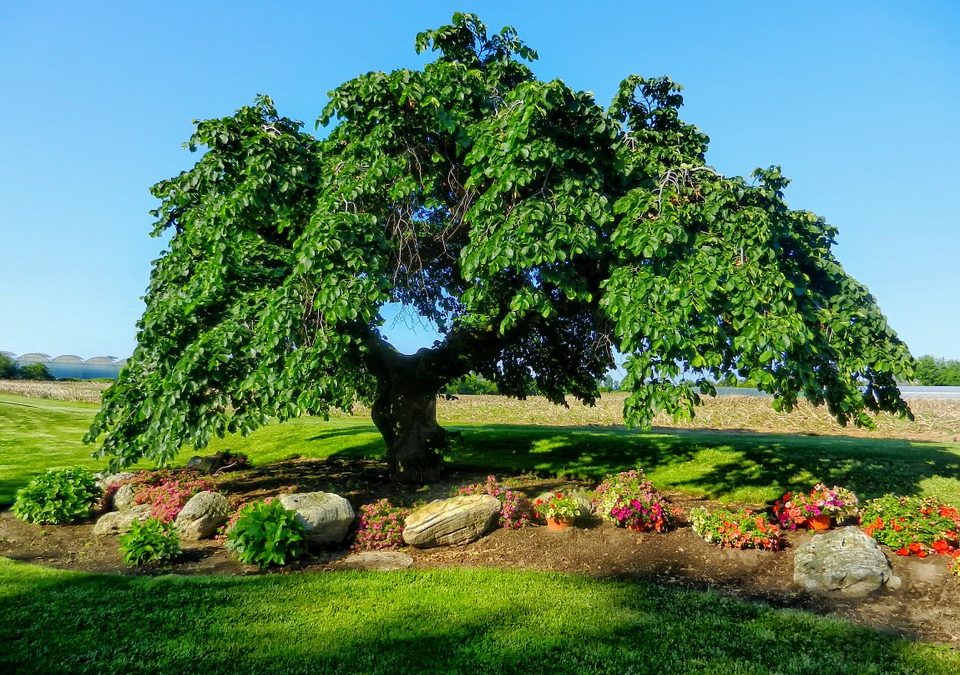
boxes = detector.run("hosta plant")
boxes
[13,467,102,524]
[860,494,960,557]
[772,484,860,530]
[533,492,581,520]
[353,499,409,551]
[454,475,535,529]
[118,517,181,566]
[226,498,307,569]
[594,470,677,532]
[691,506,783,551]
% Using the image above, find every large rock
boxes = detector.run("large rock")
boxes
[277,492,355,545]
[112,484,139,511]
[794,526,901,597]
[403,494,500,548]
[175,491,231,540]
[187,455,226,474]
[96,472,136,492]
[93,504,152,536]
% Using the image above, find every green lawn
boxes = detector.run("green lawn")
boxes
[3,393,959,506]
[2,558,956,674]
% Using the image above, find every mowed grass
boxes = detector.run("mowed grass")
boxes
[2,559,958,674]
[3,393,960,506]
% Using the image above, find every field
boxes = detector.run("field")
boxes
[3,385,960,672]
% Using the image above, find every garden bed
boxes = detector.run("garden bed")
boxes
[1,455,957,647]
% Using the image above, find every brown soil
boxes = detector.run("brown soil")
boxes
[2,456,957,647]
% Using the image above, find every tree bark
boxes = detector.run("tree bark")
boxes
[370,378,446,483]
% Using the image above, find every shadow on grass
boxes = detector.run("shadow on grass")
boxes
[0,561,953,673]
[304,423,960,502]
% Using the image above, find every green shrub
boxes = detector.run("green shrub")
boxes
[118,518,182,566]
[226,498,307,569]
[17,363,54,380]
[13,467,102,524]
[0,353,18,379]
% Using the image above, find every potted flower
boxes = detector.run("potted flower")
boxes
[533,492,581,531]
[773,484,859,531]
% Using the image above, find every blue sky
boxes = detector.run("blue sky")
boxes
[1,1,957,359]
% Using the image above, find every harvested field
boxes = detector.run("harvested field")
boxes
[0,379,108,404]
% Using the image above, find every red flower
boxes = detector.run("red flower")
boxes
[908,542,923,554]
[932,540,952,554]
[896,548,910,556]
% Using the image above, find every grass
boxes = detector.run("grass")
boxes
[3,393,960,507]
[1,558,957,674]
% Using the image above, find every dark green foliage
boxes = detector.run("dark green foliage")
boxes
[118,517,182,566]
[226,499,307,569]
[0,354,17,379]
[87,13,914,476]
[12,466,101,524]
[17,363,55,380]
[443,373,499,395]
[913,356,960,386]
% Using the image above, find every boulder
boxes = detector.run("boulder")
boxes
[93,504,152,536]
[403,494,500,548]
[187,455,225,474]
[277,492,355,545]
[96,472,136,492]
[794,526,901,597]
[337,551,414,571]
[534,491,593,518]
[112,484,139,511]
[175,491,231,540]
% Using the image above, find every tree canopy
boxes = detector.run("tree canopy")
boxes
[87,13,914,480]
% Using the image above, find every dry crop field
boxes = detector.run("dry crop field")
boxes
[2,378,958,442]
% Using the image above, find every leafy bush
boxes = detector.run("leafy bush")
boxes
[594,470,677,532]
[124,470,213,522]
[0,353,18,378]
[226,498,307,569]
[691,506,783,551]
[17,363,55,380]
[353,499,409,550]
[118,517,181,566]
[13,467,102,524]
[533,492,580,520]
[861,494,960,557]
[454,475,535,529]
[772,484,859,530]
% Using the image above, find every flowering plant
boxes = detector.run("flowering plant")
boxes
[861,494,960,558]
[772,484,859,530]
[353,499,409,551]
[533,492,581,520]
[594,470,677,532]
[454,475,535,529]
[133,472,213,523]
[691,506,783,551]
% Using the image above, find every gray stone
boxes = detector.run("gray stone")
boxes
[277,492,355,545]
[175,491,231,540]
[96,472,136,492]
[112,483,139,511]
[337,551,414,571]
[534,490,593,518]
[187,455,225,474]
[93,504,152,536]
[794,526,901,597]
[403,494,500,548]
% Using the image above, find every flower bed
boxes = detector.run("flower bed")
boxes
[772,484,859,530]
[594,470,677,532]
[691,506,783,551]
[353,499,409,550]
[861,494,960,558]
[454,475,535,529]
[109,470,213,523]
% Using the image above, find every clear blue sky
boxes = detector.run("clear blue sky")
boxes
[1,1,957,359]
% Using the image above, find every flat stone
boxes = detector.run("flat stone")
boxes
[112,484,139,511]
[175,491,231,540]
[794,526,900,597]
[93,504,152,536]
[277,492,355,545]
[403,494,500,548]
[337,551,414,571]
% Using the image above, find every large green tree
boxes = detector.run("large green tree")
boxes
[87,14,913,480]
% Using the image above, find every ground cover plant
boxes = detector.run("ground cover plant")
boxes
[861,495,960,558]
[3,559,959,674]
[690,506,784,551]
[454,475,535,529]
[12,467,101,524]
[353,499,409,550]
[772,484,860,530]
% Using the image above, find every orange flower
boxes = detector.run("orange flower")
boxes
[896,548,909,556]
[909,542,923,554]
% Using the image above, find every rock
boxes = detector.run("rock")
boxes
[187,455,225,474]
[93,504,152,536]
[175,491,231,540]
[112,484,139,511]
[337,551,414,571]
[96,472,136,492]
[793,526,901,597]
[403,494,500,548]
[534,491,593,518]
[277,492,355,545]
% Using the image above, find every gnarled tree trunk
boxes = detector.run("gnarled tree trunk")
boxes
[370,380,446,482]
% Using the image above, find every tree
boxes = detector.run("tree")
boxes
[913,355,960,386]
[86,13,914,480]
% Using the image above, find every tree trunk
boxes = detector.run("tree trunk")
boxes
[370,379,447,483]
